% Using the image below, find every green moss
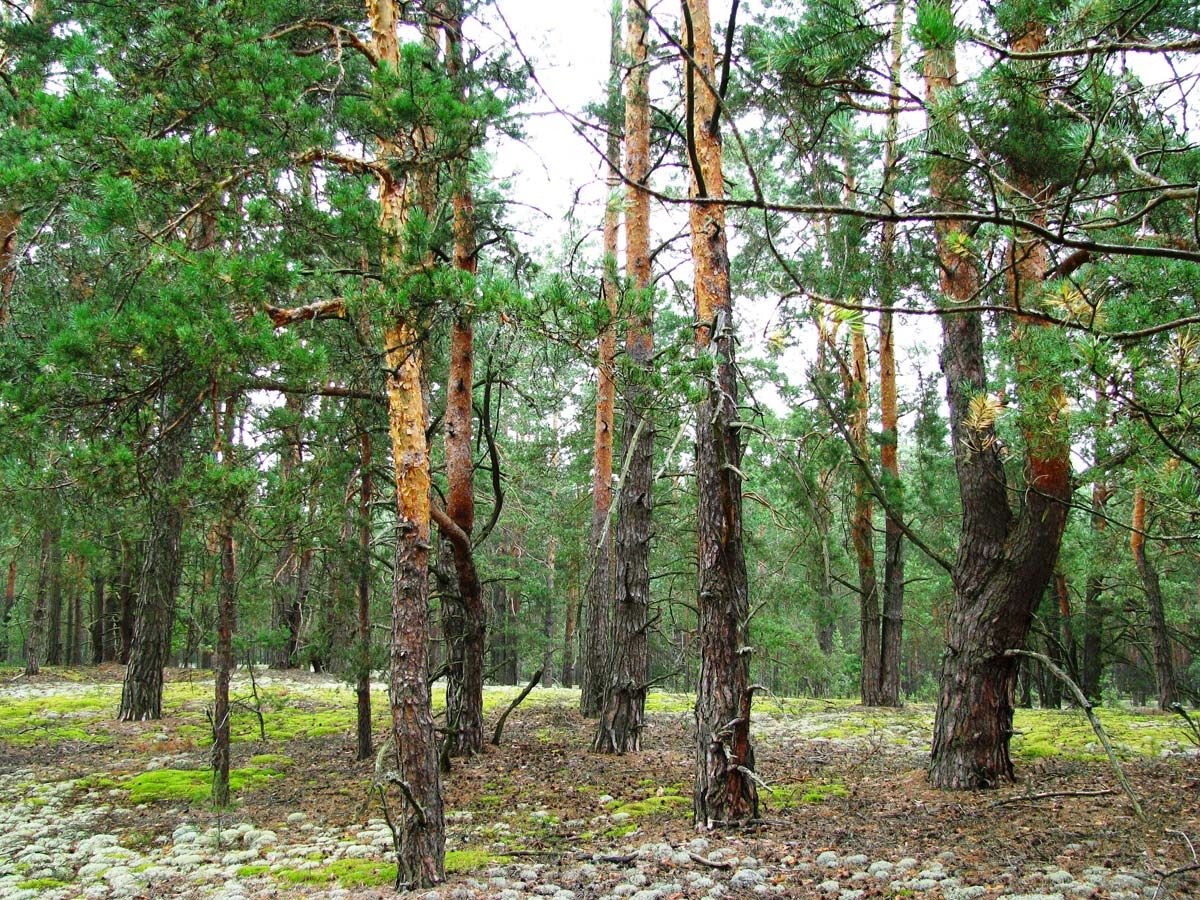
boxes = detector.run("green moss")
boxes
[1010,707,1190,761]
[474,794,505,807]
[773,781,849,808]
[236,864,270,877]
[276,859,398,888]
[17,877,70,890]
[0,689,116,745]
[74,774,119,791]
[124,766,282,804]
[445,849,509,873]
[608,795,689,818]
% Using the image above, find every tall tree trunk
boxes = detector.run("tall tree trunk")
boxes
[356,431,374,762]
[1131,486,1176,709]
[926,14,1071,788]
[684,0,759,827]
[581,0,624,718]
[119,395,196,721]
[542,534,556,687]
[25,529,51,676]
[67,559,84,665]
[876,0,907,708]
[596,0,652,754]
[1,559,15,663]
[367,1,444,884]
[213,395,237,807]
[0,208,18,326]
[1056,571,1078,684]
[434,5,486,756]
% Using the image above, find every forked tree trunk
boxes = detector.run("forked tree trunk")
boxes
[1131,486,1176,709]
[848,327,882,705]
[356,431,374,762]
[926,14,1071,788]
[876,0,906,707]
[120,395,196,721]
[581,0,624,718]
[683,0,758,827]
[596,0,652,755]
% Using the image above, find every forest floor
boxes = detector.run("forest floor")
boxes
[0,667,1198,900]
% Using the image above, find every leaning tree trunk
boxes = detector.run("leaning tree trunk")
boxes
[581,0,624,718]
[684,0,759,827]
[847,326,882,705]
[595,0,652,755]
[926,13,1071,788]
[119,394,196,721]
[876,0,906,707]
[1131,486,1176,709]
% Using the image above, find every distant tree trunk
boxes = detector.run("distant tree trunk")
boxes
[847,325,882,706]
[284,548,313,666]
[1081,433,1112,700]
[684,0,759,827]
[45,525,62,665]
[876,0,907,708]
[1056,571,1078,684]
[561,584,578,687]
[25,529,51,676]
[1,559,15,663]
[91,573,106,665]
[116,541,135,664]
[213,395,237,807]
[926,15,1071,788]
[272,394,303,669]
[119,394,197,721]
[581,0,624,719]
[67,560,84,665]
[355,430,374,761]
[1040,587,1063,709]
[1131,486,1176,710]
[596,0,652,755]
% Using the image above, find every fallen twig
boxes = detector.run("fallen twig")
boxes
[988,788,1118,808]
[1004,649,1147,823]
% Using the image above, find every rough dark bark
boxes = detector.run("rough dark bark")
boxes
[119,395,196,721]
[595,0,652,755]
[1131,486,1176,709]
[581,0,624,719]
[356,431,374,762]
[1080,425,1112,700]
[684,0,759,827]
[926,14,1072,789]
